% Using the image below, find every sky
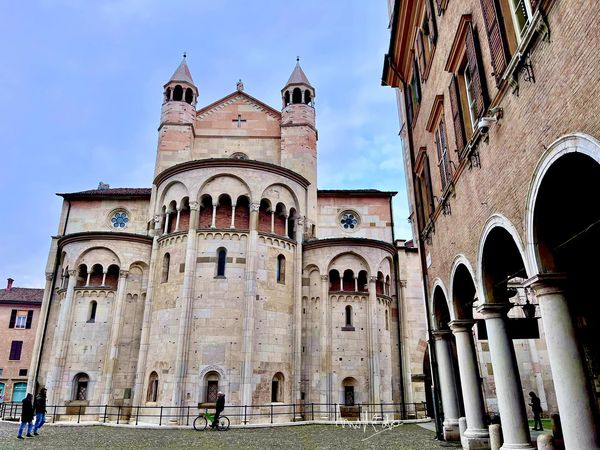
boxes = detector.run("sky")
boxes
[0,0,410,288]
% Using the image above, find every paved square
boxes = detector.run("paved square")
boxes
[0,421,448,449]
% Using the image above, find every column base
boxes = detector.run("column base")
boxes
[443,419,460,441]
[463,428,490,449]
[499,444,535,450]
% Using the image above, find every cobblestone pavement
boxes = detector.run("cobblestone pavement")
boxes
[0,421,450,449]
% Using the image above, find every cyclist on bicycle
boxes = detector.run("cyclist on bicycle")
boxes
[211,392,225,429]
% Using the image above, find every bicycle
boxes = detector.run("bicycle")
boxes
[193,409,230,431]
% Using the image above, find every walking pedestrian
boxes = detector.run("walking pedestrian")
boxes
[528,391,543,431]
[17,393,34,439]
[33,388,47,435]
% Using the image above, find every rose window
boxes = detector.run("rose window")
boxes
[340,212,358,229]
[111,211,129,229]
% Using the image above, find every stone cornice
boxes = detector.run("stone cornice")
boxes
[154,158,311,188]
[303,237,396,255]
[57,232,153,249]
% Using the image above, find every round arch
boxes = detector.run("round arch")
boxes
[430,278,452,327]
[198,173,252,205]
[525,133,600,273]
[448,254,479,318]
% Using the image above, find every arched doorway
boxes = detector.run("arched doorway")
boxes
[528,147,600,446]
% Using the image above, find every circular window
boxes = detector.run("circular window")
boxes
[109,209,129,230]
[339,211,360,231]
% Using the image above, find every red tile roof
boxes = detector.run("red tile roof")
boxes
[57,188,151,199]
[0,287,44,304]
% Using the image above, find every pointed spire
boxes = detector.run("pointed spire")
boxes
[167,53,195,86]
[285,57,312,87]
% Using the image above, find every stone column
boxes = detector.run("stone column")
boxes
[175,208,181,232]
[525,274,599,449]
[101,270,107,286]
[85,270,91,287]
[101,270,129,406]
[476,303,533,450]
[319,275,330,408]
[449,320,489,445]
[27,269,56,393]
[164,212,170,234]
[46,269,78,405]
[132,215,162,406]
[240,202,260,408]
[354,277,358,292]
[211,205,217,228]
[292,217,304,406]
[367,276,381,405]
[171,202,200,419]
[230,206,236,228]
[270,211,275,234]
[432,330,461,440]
[284,214,289,237]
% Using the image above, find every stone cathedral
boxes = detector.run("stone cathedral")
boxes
[28,58,427,422]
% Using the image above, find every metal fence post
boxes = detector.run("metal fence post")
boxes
[292,402,295,422]
[136,405,140,426]
[244,405,247,425]
[53,405,57,423]
[159,406,163,426]
[311,403,314,421]
[186,406,190,426]
[380,402,384,421]
[77,405,81,424]
[270,404,273,424]
[117,405,121,424]
[334,403,337,422]
[103,404,107,423]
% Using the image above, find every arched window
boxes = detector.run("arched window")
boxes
[76,264,87,287]
[105,264,119,289]
[287,208,296,240]
[147,371,159,402]
[216,248,227,277]
[173,85,183,101]
[385,309,389,331]
[342,269,354,291]
[271,372,284,402]
[88,301,97,323]
[292,88,302,104]
[162,253,170,283]
[329,270,341,292]
[185,87,194,104]
[73,373,89,400]
[205,371,220,403]
[284,91,290,106]
[89,264,104,286]
[165,87,171,102]
[345,305,352,326]
[276,255,286,284]
[358,270,368,292]
[304,90,312,105]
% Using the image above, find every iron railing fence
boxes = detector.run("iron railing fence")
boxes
[0,401,428,426]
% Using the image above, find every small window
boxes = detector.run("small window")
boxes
[216,248,227,277]
[339,211,360,231]
[345,305,352,326]
[461,63,478,135]
[508,0,532,41]
[73,373,89,400]
[147,371,159,402]
[385,309,389,331]
[14,312,27,329]
[88,301,97,323]
[162,253,170,283]
[276,255,286,284]
[111,210,129,229]
[9,341,23,360]
[435,118,451,191]
[18,368,27,377]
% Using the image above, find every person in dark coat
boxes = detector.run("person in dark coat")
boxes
[17,393,34,439]
[212,391,225,428]
[33,388,47,435]
[529,391,543,431]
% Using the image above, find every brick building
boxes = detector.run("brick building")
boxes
[28,58,430,424]
[0,278,43,402]
[382,0,599,448]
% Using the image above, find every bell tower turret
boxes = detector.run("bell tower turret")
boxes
[155,54,198,176]
[280,58,318,223]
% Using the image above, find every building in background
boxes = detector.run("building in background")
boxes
[0,278,43,402]
[28,58,430,424]
[382,0,599,447]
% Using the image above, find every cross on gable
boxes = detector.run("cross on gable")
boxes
[232,114,247,128]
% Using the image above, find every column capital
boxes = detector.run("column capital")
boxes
[449,319,476,333]
[119,270,129,279]
[320,275,328,281]
[476,302,512,318]
[67,269,78,277]
[523,273,567,297]
[369,276,377,283]
[189,201,199,211]
[250,202,260,212]
[297,216,305,226]
[431,329,452,340]
[45,272,54,281]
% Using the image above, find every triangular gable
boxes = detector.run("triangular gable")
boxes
[196,91,281,120]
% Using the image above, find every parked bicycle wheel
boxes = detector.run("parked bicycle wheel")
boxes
[193,415,208,431]
[217,416,230,431]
